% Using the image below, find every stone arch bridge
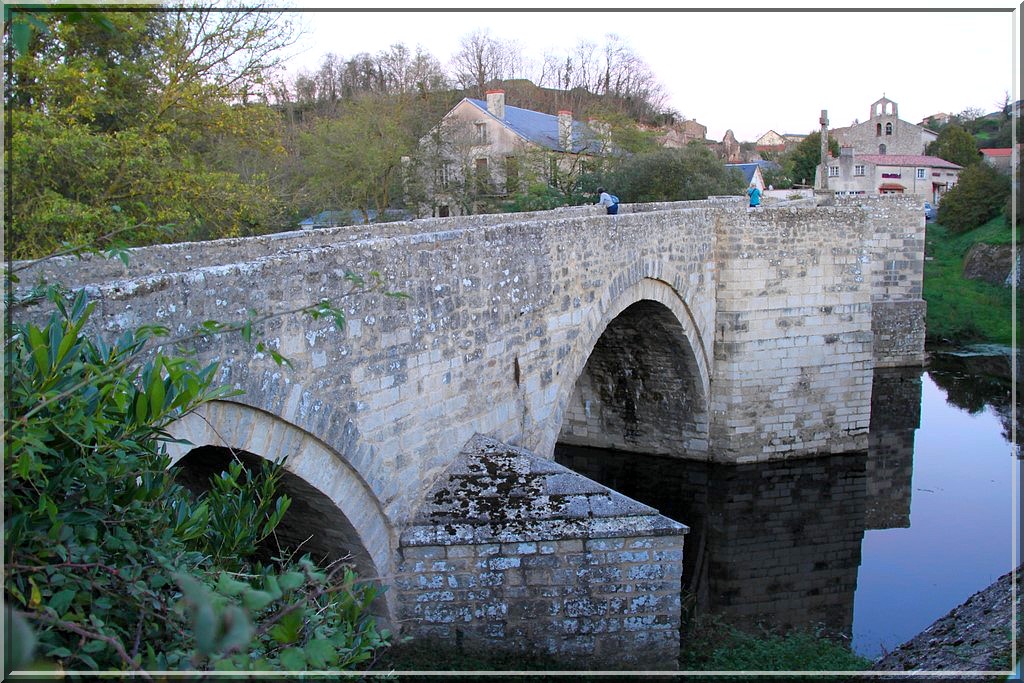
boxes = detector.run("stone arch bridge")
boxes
[16,195,926,668]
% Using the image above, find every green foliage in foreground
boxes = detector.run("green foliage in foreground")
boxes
[4,286,389,674]
[923,216,1017,345]
[678,616,872,675]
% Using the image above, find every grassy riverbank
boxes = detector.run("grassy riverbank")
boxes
[366,617,872,675]
[923,215,1017,345]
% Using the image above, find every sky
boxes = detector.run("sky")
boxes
[278,1,1019,142]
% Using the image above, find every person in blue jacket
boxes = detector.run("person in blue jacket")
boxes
[597,187,619,215]
[746,183,762,210]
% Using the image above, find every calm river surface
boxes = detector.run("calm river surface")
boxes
[851,348,1019,658]
[556,345,1019,660]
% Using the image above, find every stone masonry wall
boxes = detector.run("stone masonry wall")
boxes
[395,535,684,669]
[711,206,876,462]
[857,195,927,367]
[395,435,686,669]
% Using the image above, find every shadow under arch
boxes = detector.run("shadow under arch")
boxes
[544,275,711,460]
[165,400,398,622]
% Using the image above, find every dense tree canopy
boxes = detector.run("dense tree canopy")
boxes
[299,96,416,222]
[926,124,980,167]
[608,143,746,203]
[787,132,840,188]
[936,163,1011,234]
[6,6,298,259]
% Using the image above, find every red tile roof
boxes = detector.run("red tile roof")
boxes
[980,148,1013,157]
[853,154,962,169]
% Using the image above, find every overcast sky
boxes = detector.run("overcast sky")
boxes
[279,2,1018,143]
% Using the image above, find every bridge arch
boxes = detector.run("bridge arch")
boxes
[164,400,398,621]
[544,273,711,460]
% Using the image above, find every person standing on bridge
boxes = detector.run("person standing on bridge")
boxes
[746,182,762,211]
[596,187,619,215]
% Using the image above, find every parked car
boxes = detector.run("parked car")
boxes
[924,201,937,222]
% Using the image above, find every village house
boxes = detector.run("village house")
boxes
[979,146,1022,174]
[754,130,807,155]
[820,147,961,203]
[657,119,708,148]
[831,96,938,156]
[414,89,603,217]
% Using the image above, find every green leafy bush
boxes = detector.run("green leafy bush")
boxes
[608,144,746,203]
[4,286,389,673]
[936,163,1012,234]
[503,182,568,213]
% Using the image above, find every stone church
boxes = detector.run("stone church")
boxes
[831,96,938,156]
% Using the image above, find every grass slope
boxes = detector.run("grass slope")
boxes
[923,215,1017,345]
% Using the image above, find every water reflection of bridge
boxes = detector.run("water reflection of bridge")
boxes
[555,367,922,639]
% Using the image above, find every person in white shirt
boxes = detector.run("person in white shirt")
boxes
[596,187,619,215]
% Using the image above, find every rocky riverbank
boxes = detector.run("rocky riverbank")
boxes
[871,566,1020,676]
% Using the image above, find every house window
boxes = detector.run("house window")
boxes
[879,144,887,155]
[437,205,450,218]
[885,122,893,135]
[916,168,926,179]
[876,123,882,137]
[475,122,488,144]
[828,165,840,177]
[854,164,865,176]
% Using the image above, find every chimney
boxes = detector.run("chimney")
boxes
[558,110,573,150]
[486,89,505,120]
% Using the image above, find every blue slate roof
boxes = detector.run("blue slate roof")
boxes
[465,98,602,154]
[299,208,410,228]
[725,163,761,184]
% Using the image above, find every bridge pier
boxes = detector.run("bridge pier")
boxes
[394,434,687,669]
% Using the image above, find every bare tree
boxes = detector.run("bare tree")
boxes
[449,29,525,94]
[537,34,669,121]
[377,43,449,95]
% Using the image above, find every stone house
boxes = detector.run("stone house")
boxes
[755,129,787,154]
[715,129,743,163]
[832,96,938,156]
[979,146,1021,174]
[820,147,961,203]
[755,130,807,155]
[658,119,708,148]
[414,90,603,217]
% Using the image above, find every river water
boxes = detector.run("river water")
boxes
[555,345,1020,660]
[852,347,1019,658]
